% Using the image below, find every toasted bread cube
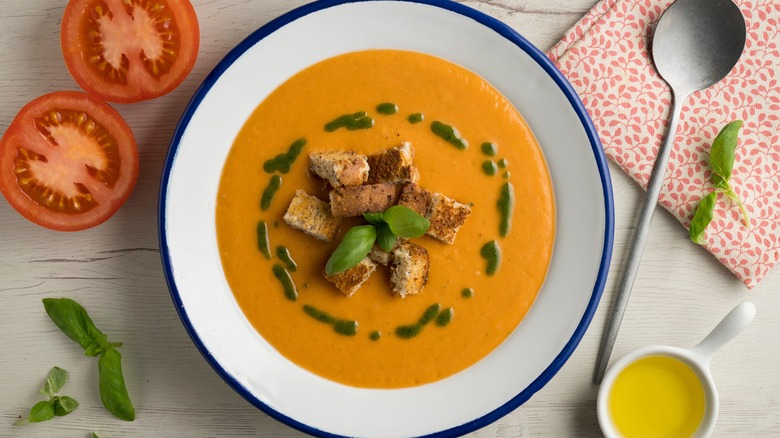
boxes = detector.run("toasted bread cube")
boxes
[310,151,369,188]
[426,193,471,244]
[368,244,393,266]
[390,242,430,297]
[283,190,341,241]
[325,257,377,297]
[367,142,420,184]
[398,183,432,217]
[329,183,400,217]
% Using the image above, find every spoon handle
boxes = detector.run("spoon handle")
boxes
[691,302,755,363]
[593,93,686,385]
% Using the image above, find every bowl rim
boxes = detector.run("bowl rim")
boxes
[158,0,615,436]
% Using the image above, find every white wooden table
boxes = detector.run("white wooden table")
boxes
[1,1,777,437]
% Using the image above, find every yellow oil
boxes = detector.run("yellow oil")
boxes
[609,355,706,438]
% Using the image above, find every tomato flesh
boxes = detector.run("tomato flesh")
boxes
[62,0,199,103]
[0,91,138,231]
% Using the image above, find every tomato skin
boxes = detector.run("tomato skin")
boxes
[61,0,200,103]
[0,91,139,231]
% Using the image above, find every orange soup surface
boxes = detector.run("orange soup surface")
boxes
[216,50,555,388]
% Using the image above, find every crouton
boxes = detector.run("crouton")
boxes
[325,257,377,297]
[390,241,430,297]
[368,244,393,266]
[329,183,400,217]
[426,193,471,244]
[398,183,432,217]
[283,190,341,241]
[310,151,369,188]
[367,142,420,184]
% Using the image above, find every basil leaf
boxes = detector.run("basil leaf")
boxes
[376,223,397,252]
[93,433,101,438]
[325,225,377,275]
[363,212,384,225]
[52,396,79,416]
[98,347,135,421]
[43,298,107,356]
[383,205,430,238]
[709,120,743,183]
[689,192,718,244]
[43,366,68,397]
[711,173,730,190]
[28,400,54,423]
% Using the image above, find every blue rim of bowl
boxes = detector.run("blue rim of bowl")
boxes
[158,0,615,436]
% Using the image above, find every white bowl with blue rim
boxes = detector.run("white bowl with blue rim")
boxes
[159,0,614,436]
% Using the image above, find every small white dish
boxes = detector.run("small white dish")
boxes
[159,0,614,436]
[597,302,756,438]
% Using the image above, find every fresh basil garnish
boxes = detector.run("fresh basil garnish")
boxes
[689,192,717,244]
[42,298,135,421]
[325,225,377,275]
[42,365,68,397]
[98,348,135,421]
[43,298,109,356]
[52,396,79,417]
[362,211,385,225]
[15,366,78,426]
[709,120,742,183]
[376,222,397,252]
[383,205,430,238]
[328,206,430,274]
[689,121,750,244]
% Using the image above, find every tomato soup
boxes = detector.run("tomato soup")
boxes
[215,50,555,388]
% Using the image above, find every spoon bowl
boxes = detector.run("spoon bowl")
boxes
[652,0,747,95]
[593,0,747,384]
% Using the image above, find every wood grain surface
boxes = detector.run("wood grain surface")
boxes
[1,1,778,437]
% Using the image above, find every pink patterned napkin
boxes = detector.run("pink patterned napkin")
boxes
[547,0,780,288]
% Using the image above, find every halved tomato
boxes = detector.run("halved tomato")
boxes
[61,0,200,103]
[0,91,139,231]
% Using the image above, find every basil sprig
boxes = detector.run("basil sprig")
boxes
[43,298,135,421]
[14,366,78,426]
[325,225,377,276]
[689,120,750,244]
[382,205,430,238]
[325,206,430,275]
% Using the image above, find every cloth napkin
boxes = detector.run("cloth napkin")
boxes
[547,0,780,288]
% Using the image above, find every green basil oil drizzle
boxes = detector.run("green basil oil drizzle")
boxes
[482,160,498,176]
[376,102,398,115]
[263,138,306,174]
[395,304,441,339]
[408,113,424,124]
[276,245,297,272]
[497,182,515,237]
[256,221,271,260]
[497,158,509,168]
[435,307,454,327]
[369,331,381,341]
[302,305,357,336]
[272,264,298,301]
[325,112,374,132]
[260,175,282,211]
[431,121,468,150]
[480,241,501,276]
[481,142,498,156]
[503,171,511,179]
[461,287,474,298]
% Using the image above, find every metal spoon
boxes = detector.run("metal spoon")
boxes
[593,0,746,385]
